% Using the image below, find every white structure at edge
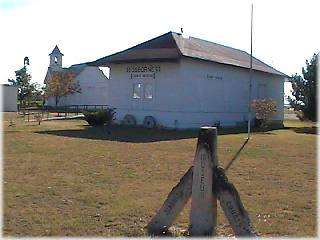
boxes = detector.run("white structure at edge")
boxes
[44,46,109,106]
[1,84,18,112]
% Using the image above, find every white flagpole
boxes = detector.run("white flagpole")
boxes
[247,4,253,139]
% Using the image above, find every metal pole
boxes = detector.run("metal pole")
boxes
[247,4,253,139]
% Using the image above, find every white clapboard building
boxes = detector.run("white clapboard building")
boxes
[44,46,109,106]
[89,32,287,129]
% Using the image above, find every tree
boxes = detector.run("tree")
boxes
[44,71,81,106]
[8,57,34,108]
[251,98,277,128]
[288,53,318,121]
[29,83,44,106]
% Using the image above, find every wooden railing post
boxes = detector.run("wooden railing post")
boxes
[147,167,193,235]
[189,127,218,236]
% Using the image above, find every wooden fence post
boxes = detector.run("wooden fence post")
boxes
[189,127,218,236]
[213,167,257,237]
[147,126,257,237]
[147,167,193,235]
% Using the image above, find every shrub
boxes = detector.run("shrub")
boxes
[35,101,43,108]
[83,108,116,126]
[251,99,277,129]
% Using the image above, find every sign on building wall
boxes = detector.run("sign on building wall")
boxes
[127,65,161,79]
[206,74,222,80]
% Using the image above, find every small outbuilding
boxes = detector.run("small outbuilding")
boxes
[1,84,18,112]
[90,32,287,129]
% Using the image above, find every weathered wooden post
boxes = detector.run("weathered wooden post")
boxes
[147,167,193,235]
[147,126,258,237]
[213,166,257,237]
[189,127,218,236]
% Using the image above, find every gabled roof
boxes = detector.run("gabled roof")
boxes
[90,32,287,77]
[49,45,64,56]
[67,63,87,75]
[44,64,87,83]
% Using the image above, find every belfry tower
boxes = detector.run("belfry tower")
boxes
[49,45,63,70]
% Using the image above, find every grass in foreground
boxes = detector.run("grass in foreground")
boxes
[2,114,317,237]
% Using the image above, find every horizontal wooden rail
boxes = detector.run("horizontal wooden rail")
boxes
[20,105,112,114]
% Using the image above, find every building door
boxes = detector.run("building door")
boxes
[132,81,143,110]
[141,79,154,110]
[131,79,155,110]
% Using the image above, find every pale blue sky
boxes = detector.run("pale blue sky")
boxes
[0,0,27,9]
[1,0,319,104]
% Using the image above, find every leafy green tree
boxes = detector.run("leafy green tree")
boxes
[288,53,318,121]
[8,56,37,108]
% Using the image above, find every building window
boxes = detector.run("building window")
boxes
[144,83,153,99]
[54,57,58,64]
[133,83,142,99]
[99,67,110,79]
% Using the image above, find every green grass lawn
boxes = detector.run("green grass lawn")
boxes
[2,113,317,237]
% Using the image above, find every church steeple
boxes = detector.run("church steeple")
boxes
[49,45,63,69]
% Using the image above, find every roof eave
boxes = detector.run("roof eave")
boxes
[182,55,288,77]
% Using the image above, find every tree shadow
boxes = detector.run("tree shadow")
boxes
[283,126,317,135]
[35,124,261,143]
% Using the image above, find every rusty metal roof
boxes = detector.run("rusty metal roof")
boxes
[90,32,286,76]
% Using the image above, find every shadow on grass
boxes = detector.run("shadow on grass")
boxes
[283,126,317,135]
[35,125,254,143]
[35,123,314,143]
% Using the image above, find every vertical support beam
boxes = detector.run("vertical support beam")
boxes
[247,3,254,139]
[189,127,218,236]
[147,166,193,235]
